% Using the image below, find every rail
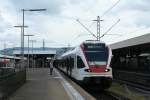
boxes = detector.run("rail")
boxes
[105,91,130,100]
[113,70,150,91]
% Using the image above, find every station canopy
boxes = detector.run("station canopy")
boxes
[13,48,57,55]
[110,33,150,50]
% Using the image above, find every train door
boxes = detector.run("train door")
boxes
[72,54,78,78]
[77,56,85,69]
[67,55,75,76]
[74,54,77,69]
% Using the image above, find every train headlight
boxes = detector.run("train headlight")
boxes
[105,69,110,72]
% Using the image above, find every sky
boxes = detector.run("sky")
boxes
[0,0,150,49]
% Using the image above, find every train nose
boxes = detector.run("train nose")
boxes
[89,65,106,72]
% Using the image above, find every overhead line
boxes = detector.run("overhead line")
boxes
[76,19,97,39]
[100,19,120,38]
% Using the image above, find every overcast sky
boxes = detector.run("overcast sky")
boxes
[0,0,150,49]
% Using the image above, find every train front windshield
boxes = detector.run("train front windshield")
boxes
[84,43,108,65]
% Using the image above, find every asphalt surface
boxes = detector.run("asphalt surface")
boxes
[7,68,70,100]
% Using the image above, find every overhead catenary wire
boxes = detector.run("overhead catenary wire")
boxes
[76,0,121,41]
[77,33,92,37]
[88,21,96,29]
[104,33,122,36]
[101,0,120,18]
[100,19,120,38]
[76,19,97,39]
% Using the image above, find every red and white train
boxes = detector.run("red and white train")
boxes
[54,40,112,89]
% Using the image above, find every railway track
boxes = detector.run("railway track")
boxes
[90,91,121,100]
[114,79,150,92]
[104,91,129,100]
[112,79,150,100]
[58,69,129,100]
[79,83,129,100]
[113,70,150,91]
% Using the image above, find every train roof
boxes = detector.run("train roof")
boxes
[55,40,107,59]
[60,48,76,58]
[83,40,105,44]
[110,33,150,50]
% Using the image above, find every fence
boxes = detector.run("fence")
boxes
[0,69,26,100]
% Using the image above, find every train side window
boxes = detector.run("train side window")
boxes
[77,56,85,68]
[70,57,74,68]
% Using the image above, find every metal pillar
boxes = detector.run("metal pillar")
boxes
[24,35,34,68]
[97,16,100,41]
[93,16,104,41]
[22,9,25,68]
[30,40,36,68]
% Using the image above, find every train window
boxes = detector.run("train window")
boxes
[70,57,74,68]
[85,50,108,62]
[77,56,85,68]
[84,43,105,51]
[138,54,150,73]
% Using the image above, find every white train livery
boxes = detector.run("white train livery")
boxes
[54,40,112,89]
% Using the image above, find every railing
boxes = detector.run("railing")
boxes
[0,69,26,100]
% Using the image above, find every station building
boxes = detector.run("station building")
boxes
[110,33,150,88]
[110,33,150,72]
[13,48,57,68]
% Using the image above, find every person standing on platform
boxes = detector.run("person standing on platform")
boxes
[49,59,54,75]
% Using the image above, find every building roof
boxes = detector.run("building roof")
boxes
[110,33,150,50]
[13,49,56,55]
[0,54,21,59]
[0,47,58,55]
[1,47,58,55]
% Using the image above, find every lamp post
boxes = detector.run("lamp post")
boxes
[14,26,28,51]
[24,34,34,68]
[14,25,28,68]
[21,8,46,68]
[30,40,36,68]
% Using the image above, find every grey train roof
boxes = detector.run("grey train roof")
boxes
[110,33,150,50]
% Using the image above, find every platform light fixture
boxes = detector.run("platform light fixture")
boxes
[21,8,46,68]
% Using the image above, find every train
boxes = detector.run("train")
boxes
[54,40,112,89]
[0,54,22,76]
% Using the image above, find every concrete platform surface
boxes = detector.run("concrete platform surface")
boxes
[8,68,70,100]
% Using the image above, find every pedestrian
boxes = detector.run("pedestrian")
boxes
[49,60,53,75]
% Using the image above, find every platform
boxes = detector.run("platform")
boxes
[8,68,70,100]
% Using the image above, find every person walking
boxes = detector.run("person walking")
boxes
[49,60,53,75]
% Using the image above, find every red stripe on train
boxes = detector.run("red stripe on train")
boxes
[89,65,106,72]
